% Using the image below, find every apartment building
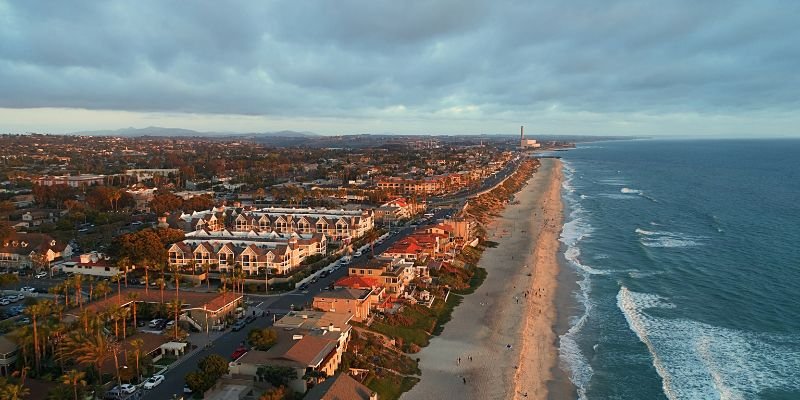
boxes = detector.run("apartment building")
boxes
[167,230,326,275]
[171,206,374,242]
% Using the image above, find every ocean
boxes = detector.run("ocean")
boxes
[554,139,800,400]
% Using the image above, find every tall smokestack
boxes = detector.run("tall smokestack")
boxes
[520,125,524,140]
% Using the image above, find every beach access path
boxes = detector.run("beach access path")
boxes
[402,158,563,400]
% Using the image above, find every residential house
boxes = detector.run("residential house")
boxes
[0,233,72,270]
[312,288,374,322]
[304,373,377,400]
[347,258,423,294]
[332,276,387,310]
[229,311,352,394]
[60,252,120,277]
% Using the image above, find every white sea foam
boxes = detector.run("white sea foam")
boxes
[617,287,800,400]
[597,178,628,186]
[635,228,706,248]
[621,187,643,194]
[598,193,639,200]
[628,270,665,279]
[558,162,596,400]
[641,238,702,248]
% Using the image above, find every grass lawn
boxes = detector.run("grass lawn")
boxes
[365,372,419,400]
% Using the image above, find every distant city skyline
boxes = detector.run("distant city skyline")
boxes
[1,1,799,137]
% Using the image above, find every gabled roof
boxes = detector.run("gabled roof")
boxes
[304,373,375,400]
[0,233,65,255]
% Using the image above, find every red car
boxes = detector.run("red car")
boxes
[231,346,248,361]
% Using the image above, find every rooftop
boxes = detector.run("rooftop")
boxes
[304,373,376,400]
[314,287,371,301]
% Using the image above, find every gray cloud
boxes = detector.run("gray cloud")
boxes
[1,0,799,128]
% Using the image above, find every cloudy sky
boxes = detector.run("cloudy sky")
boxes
[1,0,799,136]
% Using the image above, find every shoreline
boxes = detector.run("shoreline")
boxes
[511,159,564,399]
[402,158,570,400]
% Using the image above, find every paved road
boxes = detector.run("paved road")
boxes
[428,156,521,206]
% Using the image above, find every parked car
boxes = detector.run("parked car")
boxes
[20,287,36,293]
[0,299,9,306]
[10,294,23,302]
[245,314,256,324]
[231,319,247,332]
[183,384,193,394]
[143,374,164,389]
[230,346,248,360]
[114,384,137,394]
[148,319,164,328]
[353,251,363,257]
[34,271,48,279]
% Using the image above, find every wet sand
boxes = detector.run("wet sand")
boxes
[403,158,567,400]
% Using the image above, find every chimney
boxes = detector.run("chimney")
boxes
[520,125,524,140]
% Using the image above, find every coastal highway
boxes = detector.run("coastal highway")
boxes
[143,209,450,399]
[428,156,522,206]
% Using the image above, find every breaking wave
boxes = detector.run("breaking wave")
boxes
[636,228,706,248]
[617,287,800,400]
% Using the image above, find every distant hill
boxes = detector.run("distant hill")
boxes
[71,126,319,138]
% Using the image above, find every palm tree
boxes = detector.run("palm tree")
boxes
[11,325,33,369]
[129,338,144,383]
[158,263,167,303]
[95,280,112,302]
[203,263,211,290]
[116,257,131,287]
[25,301,50,372]
[106,305,122,340]
[127,292,139,330]
[72,274,84,310]
[45,318,67,369]
[156,277,166,305]
[143,263,150,295]
[48,284,64,308]
[0,382,29,400]
[63,331,112,381]
[112,274,123,305]
[119,307,130,341]
[79,308,93,335]
[167,299,182,340]
[188,259,197,279]
[85,275,96,302]
[60,369,87,400]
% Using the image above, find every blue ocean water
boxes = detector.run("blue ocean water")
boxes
[555,139,800,400]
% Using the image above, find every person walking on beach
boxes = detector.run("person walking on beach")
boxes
[463,377,467,384]
[458,357,461,365]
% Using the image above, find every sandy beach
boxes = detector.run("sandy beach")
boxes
[403,158,565,400]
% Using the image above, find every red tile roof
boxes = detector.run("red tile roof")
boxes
[334,276,382,289]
